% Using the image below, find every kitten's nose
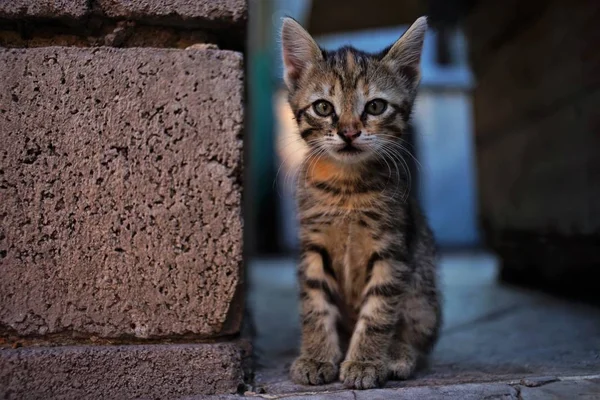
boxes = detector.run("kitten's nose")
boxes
[337,129,361,143]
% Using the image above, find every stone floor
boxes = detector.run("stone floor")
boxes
[238,252,600,399]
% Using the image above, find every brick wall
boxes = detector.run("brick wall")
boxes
[0,1,248,397]
[466,0,600,298]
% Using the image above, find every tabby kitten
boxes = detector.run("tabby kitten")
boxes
[280,17,441,389]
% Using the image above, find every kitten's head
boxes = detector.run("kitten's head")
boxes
[281,17,427,164]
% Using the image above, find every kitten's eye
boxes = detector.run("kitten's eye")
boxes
[365,99,387,116]
[313,100,334,117]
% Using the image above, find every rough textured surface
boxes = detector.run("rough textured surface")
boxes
[0,0,88,19]
[354,383,518,400]
[97,0,247,27]
[0,47,244,338]
[0,0,247,28]
[0,21,219,49]
[0,342,246,398]
[518,378,600,400]
[203,379,600,399]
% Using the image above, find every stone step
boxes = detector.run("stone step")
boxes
[1,342,249,398]
[202,377,600,400]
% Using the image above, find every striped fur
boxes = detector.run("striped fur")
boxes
[282,17,441,389]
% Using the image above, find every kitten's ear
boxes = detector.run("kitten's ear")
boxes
[281,17,322,89]
[381,16,428,85]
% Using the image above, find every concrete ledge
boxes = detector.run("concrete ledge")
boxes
[0,0,88,20]
[0,47,244,338]
[0,0,247,28]
[0,342,247,398]
[97,0,247,27]
[204,379,600,400]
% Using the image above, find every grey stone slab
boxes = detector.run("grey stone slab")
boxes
[0,0,88,19]
[200,383,518,399]
[354,383,518,400]
[518,378,600,400]
[273,394,355,400]
[437,253,541,332]
[0,342,246,398]
[0,47,244,339]
[433,301,600,378]
[192,379,600,399]
[193,378,600,400]
[520,376,559,387]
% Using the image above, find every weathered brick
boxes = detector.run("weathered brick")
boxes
[0,342,247,397]
[0,0,247,31]
[97,0,247,27]
[0,47,244,339]
[0,0,88,19]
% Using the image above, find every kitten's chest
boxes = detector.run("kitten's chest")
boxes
[326,216,374,312]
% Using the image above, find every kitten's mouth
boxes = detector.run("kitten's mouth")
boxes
[337,145,362,154]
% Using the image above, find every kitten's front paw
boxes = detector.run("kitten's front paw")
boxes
[290,357,338,385]
[340,360,387,389]
[388,357,417,380]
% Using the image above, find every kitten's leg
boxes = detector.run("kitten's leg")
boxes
[340,257,405,389]
[388,340,419,380]
[290,246,342,385]
[388,287,441,380]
